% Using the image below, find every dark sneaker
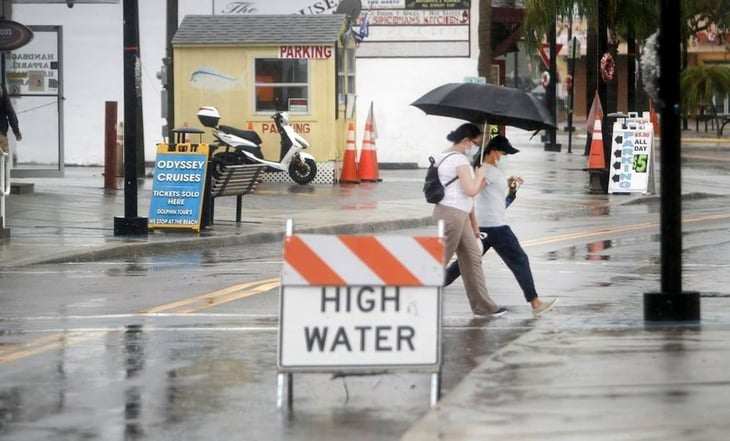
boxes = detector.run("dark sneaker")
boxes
[532,298,559,317]
[473,307,507,318]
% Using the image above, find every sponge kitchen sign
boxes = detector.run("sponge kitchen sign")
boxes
[0,20,34,51]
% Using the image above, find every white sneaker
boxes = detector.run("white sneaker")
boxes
[532,298,559,317]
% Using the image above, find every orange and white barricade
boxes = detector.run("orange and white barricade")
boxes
[277,219,445,409]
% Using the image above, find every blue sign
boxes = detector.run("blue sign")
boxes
[148,144,209,231]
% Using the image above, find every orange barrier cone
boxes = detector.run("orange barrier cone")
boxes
[339,122,360,184]
[357,103,381,182]
[587,117,607,193]
[247,122,254,131]
[587,118,606,170]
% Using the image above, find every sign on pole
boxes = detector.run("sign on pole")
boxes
[148,143,209,231]
[277,220,445,409]
[538,43,563,69]
[608,113,655,194]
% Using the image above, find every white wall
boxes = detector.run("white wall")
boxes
[356,57,477,166]
[11,0,480,167]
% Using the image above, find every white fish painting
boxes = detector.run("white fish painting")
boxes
[190,66,243,92]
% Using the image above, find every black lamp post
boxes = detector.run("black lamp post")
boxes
[643,0,700,321]
[114,0,148,235]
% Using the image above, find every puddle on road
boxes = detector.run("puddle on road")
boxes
[544,234,661,262]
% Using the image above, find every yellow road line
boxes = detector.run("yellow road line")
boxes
[174,280,281,314]
[521,221,658,247]
[141,277,279,314]
[521,213,730,248]
[0,334,64,357]
[1,278,280,365]
[0,332,107,365]
[3,212,729,365]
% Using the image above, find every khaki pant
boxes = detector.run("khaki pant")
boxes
[433,204,499,315]
[0,133,7,154]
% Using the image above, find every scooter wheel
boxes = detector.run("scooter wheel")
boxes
[289,157,317,184]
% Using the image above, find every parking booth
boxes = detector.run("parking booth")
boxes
[171,14,358,185]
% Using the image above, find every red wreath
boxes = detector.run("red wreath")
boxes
[600,52,615,82]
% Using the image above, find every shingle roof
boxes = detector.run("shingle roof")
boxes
[172,14,347,46]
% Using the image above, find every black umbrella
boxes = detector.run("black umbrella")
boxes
[411,82,556,131]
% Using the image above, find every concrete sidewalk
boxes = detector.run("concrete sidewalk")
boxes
[0,166,437,267]
[2,128,727,268]
[2,128,730,440]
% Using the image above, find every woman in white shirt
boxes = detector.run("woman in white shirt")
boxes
[433,123,506,317]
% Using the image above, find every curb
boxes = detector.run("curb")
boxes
[3,216,436,267]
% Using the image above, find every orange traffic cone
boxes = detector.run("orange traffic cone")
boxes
[247,122,254,131]
[587,118,606,170]
[587,117,607,193]
[339,122,360,184]
[357,103,381,182]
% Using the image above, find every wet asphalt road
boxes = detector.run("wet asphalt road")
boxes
[3,191,730,440]
[2,140,730,440]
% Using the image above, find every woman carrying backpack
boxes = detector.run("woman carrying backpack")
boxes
[433,123,506,317]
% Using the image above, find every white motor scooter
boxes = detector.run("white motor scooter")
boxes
[197,106,318,185]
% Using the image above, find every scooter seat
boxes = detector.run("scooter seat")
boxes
[219,125,263,145]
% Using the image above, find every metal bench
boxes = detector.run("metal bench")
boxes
[207,163,267,223]
[693,110,730,136]
[717,114,730,136]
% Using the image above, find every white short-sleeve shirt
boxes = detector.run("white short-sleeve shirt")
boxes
[475,163,508,226]
[437,152,473,213]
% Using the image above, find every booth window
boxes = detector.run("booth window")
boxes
[337,46,356,104]
[254,58,309,113]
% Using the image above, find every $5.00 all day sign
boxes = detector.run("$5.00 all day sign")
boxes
[609,118,654,194]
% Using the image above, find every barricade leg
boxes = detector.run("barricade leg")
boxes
[430,372,441,407]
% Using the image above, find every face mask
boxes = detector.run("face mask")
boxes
[498,154,509,166]
[466,144,480,158]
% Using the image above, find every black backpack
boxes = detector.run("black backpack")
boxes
[423,153,458,204]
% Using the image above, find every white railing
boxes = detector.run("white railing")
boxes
[1,151,9,229]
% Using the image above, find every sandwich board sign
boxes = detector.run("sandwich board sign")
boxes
[277,219,445,409]
[608,113,655,194]
[148,143,208,231]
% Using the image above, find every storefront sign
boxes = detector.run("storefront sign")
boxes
[5,27,57,96]
[0,19,34,51]
[278,45,333,59]
[211,0,472,58]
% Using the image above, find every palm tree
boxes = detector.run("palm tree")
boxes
[681,64,730,135]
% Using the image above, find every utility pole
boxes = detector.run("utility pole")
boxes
[643,0,700,321]
[165,0,177,143]
[543,9,561,152]
[114,0,148,235]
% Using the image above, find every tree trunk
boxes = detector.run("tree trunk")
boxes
[478,0,493,81]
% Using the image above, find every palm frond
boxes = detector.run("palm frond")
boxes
[680,64,730,114]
